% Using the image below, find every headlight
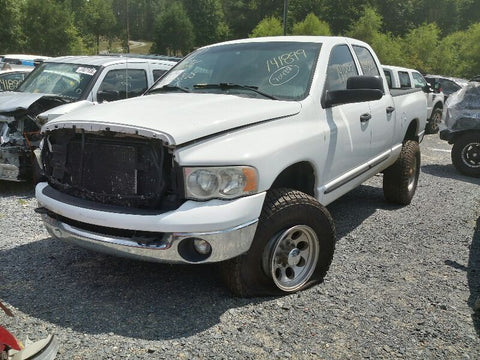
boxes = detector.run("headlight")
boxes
[184,166,258,200]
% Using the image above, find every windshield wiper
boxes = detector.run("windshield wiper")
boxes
[148,84,191,94]
[193,83,278,100]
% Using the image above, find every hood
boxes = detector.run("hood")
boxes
[37,100,96,124]
[0,92,47,113]
[0,92,73,120]
[43,93,302,145]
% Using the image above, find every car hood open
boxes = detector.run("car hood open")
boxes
[42,93,302,145]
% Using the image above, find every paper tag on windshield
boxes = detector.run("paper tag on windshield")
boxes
[76,67,97,76]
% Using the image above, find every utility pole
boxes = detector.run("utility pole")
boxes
[126,0,130,53]
[283,0,288,35]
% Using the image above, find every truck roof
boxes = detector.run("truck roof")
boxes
[45,55,177,68]
[202,35,372,49]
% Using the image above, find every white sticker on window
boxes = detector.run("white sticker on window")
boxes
[76,67,97,76]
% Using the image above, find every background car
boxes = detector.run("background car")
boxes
[383,65,444,134]
[0,54,50,70]
[0,68,32,91]
[439,82,480,177]
[424,74,469,101]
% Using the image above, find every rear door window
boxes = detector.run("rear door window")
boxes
[352,46,380,76]
[325,45,359,91]
[398,71,411,88]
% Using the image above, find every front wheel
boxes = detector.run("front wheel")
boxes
[383,140,420,205]
[220,188,336,297]
[451,133,480,177]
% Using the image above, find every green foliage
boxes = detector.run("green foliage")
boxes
[22,0,85,56]
[151,2,194,56]
[2,0,480,80]
[184,0,230,46]
[292,13,331,35]
[80,0,117,53]
[0,0,23,52]
[442,23,480,78]
[249,17,284,38]
[288,0,324,22]
[371,0,415,36]
[322,0,371,35]
[346,6,383,45]
[402,23,441,73]
[346,6,402,66]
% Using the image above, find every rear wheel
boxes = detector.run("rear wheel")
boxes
[425,108,442,134]
[451,133,480,177]
[220,188,335,297]
[383,140,420,205]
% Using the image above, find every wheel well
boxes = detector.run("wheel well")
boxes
[404,120,420,143]
[270,161,315,197]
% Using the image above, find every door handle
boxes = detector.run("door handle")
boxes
[386,106,395,114]
[360,113,371,123]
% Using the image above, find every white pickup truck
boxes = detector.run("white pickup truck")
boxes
[383,65,443,134]
[0,55,177,182]
[35,36,427,297]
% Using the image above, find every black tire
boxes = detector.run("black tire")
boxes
[451,133,480,177]
[383,140,420,205]
[220,188,336,297]
[425,108,442,134]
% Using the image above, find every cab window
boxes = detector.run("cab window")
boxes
[352,46,380,76]
[325,45,359,91]
[97,69,148,102]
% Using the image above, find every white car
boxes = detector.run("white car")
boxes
[383,65,444,134]
[0,55,177,182]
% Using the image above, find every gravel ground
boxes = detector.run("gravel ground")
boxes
[0,134,479,359]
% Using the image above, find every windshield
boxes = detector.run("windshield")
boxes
[17,62,99,100]
[149,41,321,100]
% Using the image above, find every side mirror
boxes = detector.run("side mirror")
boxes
[97,90,121,103]
[323,76,384,108]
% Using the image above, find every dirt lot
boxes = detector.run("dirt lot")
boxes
[0,133,479,359]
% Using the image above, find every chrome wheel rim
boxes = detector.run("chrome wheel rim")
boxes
[266,225,319,292]
[407,154,418,192]
[462,142,480,168]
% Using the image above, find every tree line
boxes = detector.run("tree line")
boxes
[1,0,479,78]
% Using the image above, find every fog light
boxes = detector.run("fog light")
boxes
[193,239,212,255]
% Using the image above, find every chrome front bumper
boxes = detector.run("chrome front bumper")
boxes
[41,212,258,264]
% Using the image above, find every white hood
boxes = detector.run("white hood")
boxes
[0,92,47,113]
[43,93,302,145]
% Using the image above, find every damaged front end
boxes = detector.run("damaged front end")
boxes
[40,127,182,211]
[0,96,71,182]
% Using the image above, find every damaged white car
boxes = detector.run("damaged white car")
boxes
[0,55,176,182]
